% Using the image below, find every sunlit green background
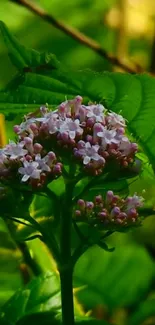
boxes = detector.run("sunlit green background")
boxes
[1,1,155,324]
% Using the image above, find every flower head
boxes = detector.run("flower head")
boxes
[74,191,144,230]
[3,141,28,160]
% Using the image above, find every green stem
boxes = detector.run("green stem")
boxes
[59,180,75,325]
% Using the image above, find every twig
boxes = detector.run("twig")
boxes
[10,0,141,74]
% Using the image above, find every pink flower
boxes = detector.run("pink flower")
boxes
[3,141,28,160]
[107,112,126,129]
[76,141,103,165]
[59,118,83,139]
[86,104,105,122]
[35,154,51,172]
[126,194,144,210]
[18,161,41,182]
[97,128,119,149]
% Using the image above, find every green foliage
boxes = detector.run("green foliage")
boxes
[74,244,155,309]
[0,272,61,325]
[0,218,23,307]
[128,298,155,325]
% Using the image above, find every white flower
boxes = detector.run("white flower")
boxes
[18,161,41,182]
[59,118,83,139]
[77,142,102,165]
[118,136,132,155]
[3,141,28,159]
[97,127,119,149]
[35,154,51,172]
[126,194,144,210]
[36,111,58,123]
[45,114,60,134]
[86,104,105,122]
[17,118,36,133]
[107,112,126,129]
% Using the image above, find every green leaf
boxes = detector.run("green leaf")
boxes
[74,244,155,310]
[0,218,23,307]
[0,272,61,325]
[0,21,59,71]
[127,298,155,325]
[75,316,111,325]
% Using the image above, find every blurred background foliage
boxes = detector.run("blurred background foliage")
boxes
[1,1,155,324]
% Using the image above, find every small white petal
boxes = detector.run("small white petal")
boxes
[22,174,30,182]
[83,156,91,165]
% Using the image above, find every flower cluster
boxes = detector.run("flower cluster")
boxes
[75,191,144,229]
[0,96,138,187]
[0,140,62,188]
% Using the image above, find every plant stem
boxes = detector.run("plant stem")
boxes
[59,180,75,325]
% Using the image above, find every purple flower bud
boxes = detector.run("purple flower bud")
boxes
[61,132,69,142]
[106,191,114,203]
[98,212,107,219]
[25,155,33,161]
[86,118,95,128]
[53,163,62,175]
[95,195,102,204]
[127,208,137,218]
[86,135,93,144]
[48,151,56,161]
[24,137,32,145]
[118,212,127,219]
[77,140,85,149]
[75,210,82,217]
[79,106,86,122]
[59,103,66,114]
[86,201,94,209]
[30,123,38,132]
[131,143,138,152]
[75,95,83,103]
[33,143,43,154]
[111,206,120,217]
[117,128,125,135]
[13,125,20,133]
[77,199,85,209]
[116,218,123,224]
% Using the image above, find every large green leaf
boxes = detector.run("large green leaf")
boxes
[128,298,155,325]
[74,244,155,310]
[1,21,155,168]
[0,218,23,307]
[0,272,61,325]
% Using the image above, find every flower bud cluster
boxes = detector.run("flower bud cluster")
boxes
[0,96,138,187]
[75,191,144,229]
[0,139,62,188]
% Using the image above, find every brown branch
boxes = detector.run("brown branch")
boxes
[10,0,142,74]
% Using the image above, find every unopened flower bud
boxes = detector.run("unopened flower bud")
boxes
[111,206,120,217]
[33,143,43,153]
[48,151,56,161]
[77,199,85,209]
[13,125,20,133]
[106,191,114,203]
[86,201,94,209]
[75,210,81,217]
[95,195,102,204]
